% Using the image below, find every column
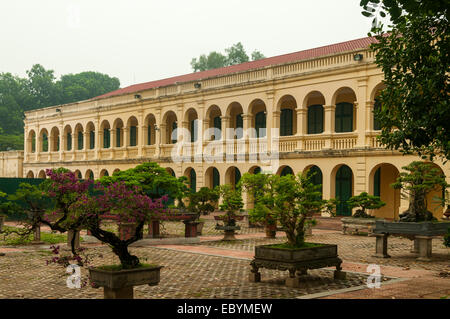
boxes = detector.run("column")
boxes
[83,132,89,160]
[157,123,164,157]
[123,127,129,158]
[356,79,368,147]
[296,108,306,151]
[110,128,116,159]
[271,110,280,153]
[71,132,76,161]
[60,133,65,161]
[323,105,335,149]
[95,120,101,159]
[138,111,144,157]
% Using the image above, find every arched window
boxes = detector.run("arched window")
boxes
[308,105,324,134]
[373,99,381,131]
[190,169,196,192]
[116,127,121,147]
[307,166,323,199]
[212,168,220,188]
[374,167,381,197]
[213,116,221,140]
[336,165,353,215]
[335,102,353,133]
[255,111,266,138]
[171,122,177,144]
[67,132,72,150]
[147,125,152,145]
[235,114,243,139]
[103,129,110,148]
[130,126,137,146]
[42,133,48,152]
[280,166,294,176]
[280,108,293,136]
[89,130,95,149]
[234,168,241,186]
[77,131,84,150]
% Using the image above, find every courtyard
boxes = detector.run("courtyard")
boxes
[1,217,449,299]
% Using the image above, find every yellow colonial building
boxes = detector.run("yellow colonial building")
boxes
[22,36,449,219]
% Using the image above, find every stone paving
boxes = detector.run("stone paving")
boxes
[0,245,377,299]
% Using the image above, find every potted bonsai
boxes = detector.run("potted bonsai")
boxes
[215,184,244,240]
[342,192,386,235]
[239,172,279,238]
[372,161,450,260]
[187,187,219,235]
[249,172,346,288]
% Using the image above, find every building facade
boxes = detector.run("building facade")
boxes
[22,37,449,219]
[0,151,24,178]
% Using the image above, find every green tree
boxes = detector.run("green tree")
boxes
[347,192,386,218]
[187,187,219,221]
[361,0,450,160]
[391,161,448,222]
[191,43,265,72]
[26,64,59,109]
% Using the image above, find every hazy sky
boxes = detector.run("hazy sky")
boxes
[0,1,381,88]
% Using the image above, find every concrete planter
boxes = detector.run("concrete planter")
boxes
[264,224,277,238]
[89,265,162,299]
[372,220,450,261]
[250,243,345,288]
[341,217,379,235]
[215,225,241,240]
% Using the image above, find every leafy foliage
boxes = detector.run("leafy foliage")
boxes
[361,0,450,160]
[391,161,448,221]
[272,173,324,247]
[347,192,386,217]
[0,64,120,150]
[217,184,244,227]
[191,42,265,72]
[187,187,219,221]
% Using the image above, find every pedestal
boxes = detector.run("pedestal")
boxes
[104,286,134,299]
[410,238,419,253]
[31,225,44,245]
[183,221,199,238]
[147,220,160,238]
[415,236,433,261]
[372,233,390,258]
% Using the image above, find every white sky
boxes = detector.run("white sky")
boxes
[0,0,382,88]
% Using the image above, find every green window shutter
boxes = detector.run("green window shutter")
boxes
[213,116,221,140]
[89,171,94,180]
[212,168,220,188]
[373,99,381,130]
[130,126,137,146]
[307,165,323,199]
[255,111,266,137]
[147,125,152,145]
[89,131,95,149]
[308,105,324,134]
[67,133,72,151]
[190,169,196,192]
[42,134,48,152]
[280,109,293,136]
[234,168,241,186]
[190,120,197,142]
[336,165,352,216]
[103,129,110,148]
[77,132,83,150]
[116,128,121,147]
[235,114,243,139]
[254,166,262,174]
[171,122,177,144]
[280,166,293,176]
[374,167,381,197]
[32,136,36,152]
[335,102,353,133]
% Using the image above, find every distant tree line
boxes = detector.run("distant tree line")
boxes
[191,42,265,72]
[0,64,120,151]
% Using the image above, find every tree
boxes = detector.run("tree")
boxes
[361,0,450,160]
[272,173,324,247]
[100,162,188,206]
[187,187,219,221]
[217,184,244,226]
[391,161,448,222]
[347,192,386,218]
[191,43,265,72]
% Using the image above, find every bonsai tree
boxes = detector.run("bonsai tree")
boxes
[217,184,244,227]
[71,181,167,269]
[239,172,279,229]
[100,162,188,208]
[272,172,324,247]
[391,161,448,222]
[347,192,386,218]
[187,187,219,221]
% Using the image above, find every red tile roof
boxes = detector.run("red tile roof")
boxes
[93,36,376,100]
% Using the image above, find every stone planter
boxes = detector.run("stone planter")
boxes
[341,217,379,235]
[372,220,450,261]
[249,243,345,288]
[215,225,241,240]
[89,265,162,299]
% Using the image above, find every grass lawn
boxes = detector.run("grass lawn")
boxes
[0,226,81,246]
